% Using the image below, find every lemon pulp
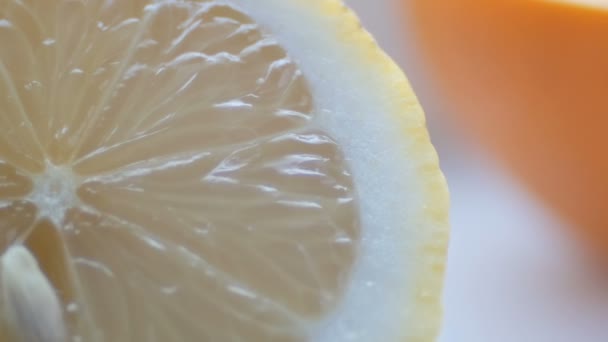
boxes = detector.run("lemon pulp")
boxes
[0,1,360,340]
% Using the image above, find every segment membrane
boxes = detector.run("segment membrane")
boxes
[0,1,361,340]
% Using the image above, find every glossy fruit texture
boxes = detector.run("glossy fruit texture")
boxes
[0,0,449,340]
[406,0,608,254]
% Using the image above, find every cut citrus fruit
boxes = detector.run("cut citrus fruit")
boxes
[406,0,608,256]
[0,0,448,341]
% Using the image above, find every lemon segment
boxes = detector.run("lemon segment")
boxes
[0,0,448,341]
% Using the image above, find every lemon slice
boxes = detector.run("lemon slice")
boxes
[0,0,448,341]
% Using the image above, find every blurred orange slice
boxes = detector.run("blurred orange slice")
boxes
[407,0,608,255]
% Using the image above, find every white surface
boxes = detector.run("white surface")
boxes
[347,1,608,341]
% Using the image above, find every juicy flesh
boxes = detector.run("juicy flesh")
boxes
[0,1,360,340]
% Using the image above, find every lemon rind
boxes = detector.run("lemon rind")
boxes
[233,0,450,340]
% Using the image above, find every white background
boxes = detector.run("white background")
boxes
[346,1,608,341]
